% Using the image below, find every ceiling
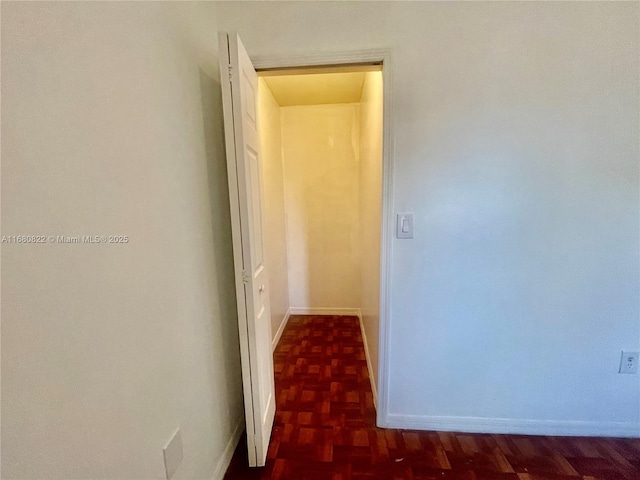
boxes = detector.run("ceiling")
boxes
[262,72,366,106]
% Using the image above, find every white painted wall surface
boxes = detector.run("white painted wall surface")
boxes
[1,3,244,478]
[358,72,384,394]
[258,79,291,340]
[217,1,640,435]
[280,104,362,309]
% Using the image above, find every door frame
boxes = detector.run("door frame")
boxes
[251,48,395,428]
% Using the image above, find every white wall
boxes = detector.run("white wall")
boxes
[280,104,362,309]
[358,72,384,395]
[218,1,640,436]
[1,3,244,478]
[258,79,291,340]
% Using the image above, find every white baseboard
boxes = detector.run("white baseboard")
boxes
[289,307,361,316]
[272,308,291,352]
[356,310,378,411]
[211,417,244,480]
[384,413,640,438]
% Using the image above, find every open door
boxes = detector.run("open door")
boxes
[219,32,275,468]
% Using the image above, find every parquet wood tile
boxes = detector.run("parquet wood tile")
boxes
[224,315,640,480]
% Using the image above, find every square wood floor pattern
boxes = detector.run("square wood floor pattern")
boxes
[224,315,640,480]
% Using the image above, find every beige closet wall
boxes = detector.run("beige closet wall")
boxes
[281,104,362,310]
[258,79,290,339]
[358,72,384,391]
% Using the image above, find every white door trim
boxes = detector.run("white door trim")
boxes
[252,48,395,428]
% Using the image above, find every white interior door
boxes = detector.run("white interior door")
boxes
[219,32,275,468]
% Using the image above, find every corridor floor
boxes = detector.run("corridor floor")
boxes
[224,315,640,480]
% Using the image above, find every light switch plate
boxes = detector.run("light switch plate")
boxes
[163,428,183,479]
[396,213,414,239]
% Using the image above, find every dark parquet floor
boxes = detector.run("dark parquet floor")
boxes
[224,315,640,480]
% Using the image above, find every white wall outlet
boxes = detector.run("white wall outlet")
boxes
[619,351,639,374]
[163,428,183,479]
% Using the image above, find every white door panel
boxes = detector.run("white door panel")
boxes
[219,32,275,468]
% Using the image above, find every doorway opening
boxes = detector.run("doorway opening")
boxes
[219,33,393,467]
[256,64,384,413]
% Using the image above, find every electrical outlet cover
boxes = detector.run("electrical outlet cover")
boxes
[619,351,639,374]
[163,428,183,479]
